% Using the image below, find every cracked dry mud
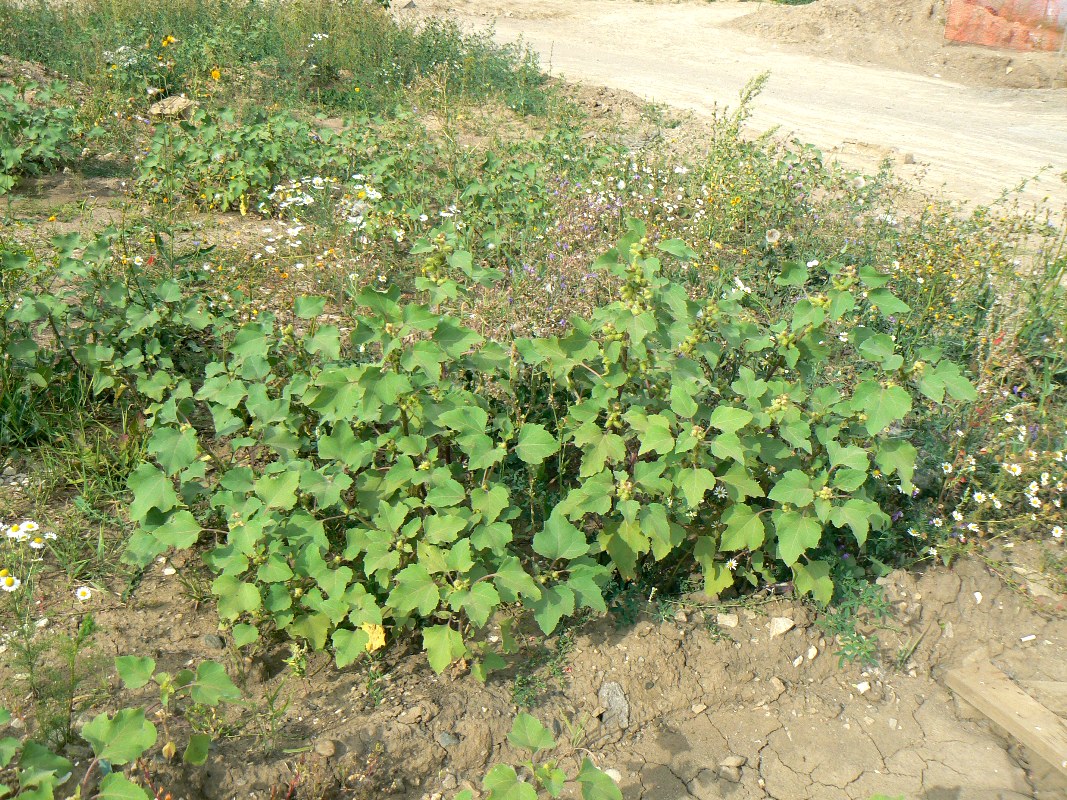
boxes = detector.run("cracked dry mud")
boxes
[537,552,1064,800]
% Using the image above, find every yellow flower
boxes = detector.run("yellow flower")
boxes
[161,35,176,47]
[361,622,386,652]
[211,67,221,81]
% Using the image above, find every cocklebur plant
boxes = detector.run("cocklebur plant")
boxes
[110,217,974,678]
[454,713,621,800]
[0,657,237,800]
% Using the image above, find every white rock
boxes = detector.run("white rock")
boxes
[792,655,803,668]
[855,681,871,695]
[768,617,795,638]
[973,591,983,605]
[603,768,623,783]
[806,645,818,660]
[716,613,739,629]
[691,703,708,714]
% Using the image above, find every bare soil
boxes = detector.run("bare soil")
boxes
[4,532,1065,800]
[407,0,1067,209]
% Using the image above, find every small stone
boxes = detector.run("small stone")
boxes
[792,655,803,668]
[398,707,424,724]
[902,152,915,165]
[201,634,226,650]
[598,681,630,730]
[942,621,954,639]
[435,732,460,748]
[691,703,707,714]
[441,774,457,790]
[1,466,15,477]
[888,717,898,730]
[162,566,177,576]
[973,591,983,605]
[855,681,871,695]
[806,645,818,660]
[768,617,795,638]
[718,765,742,783]
[719,755,746,768]
[313,739,338,758]
[603,768,623,783]
[674,610,688,624]
[716,613,739,629]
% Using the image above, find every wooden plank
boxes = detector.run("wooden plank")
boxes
[946,660,1067,779]
[1020,680,1067,717]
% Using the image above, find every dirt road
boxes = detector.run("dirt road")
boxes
[412,0,1067,209]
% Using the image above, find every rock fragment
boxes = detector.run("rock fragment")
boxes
[768,617,795,638]
[598,681,630,730]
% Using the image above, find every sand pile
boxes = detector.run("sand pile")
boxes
[731,0,1066,89]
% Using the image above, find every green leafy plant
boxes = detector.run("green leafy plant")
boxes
[0,81,79,194]
[455,713,621,800]
[0,656,236,800]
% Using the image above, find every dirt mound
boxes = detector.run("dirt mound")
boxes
[730,0,1067,89]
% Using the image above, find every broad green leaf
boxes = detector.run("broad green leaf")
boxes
[638,414,674,455]
[708,405,753,435]
[115,656,156,690]
[867,288,911,316]
[875,439,917,492]
[483,764,538,800]
[828,441,869,472]
[717,463,764,501]
[212,576,261,620]
[294,295,326,319]
[530,584,575,635]
[423,625,467,674]
[450,582,500,627]
[388,564,441,616]
[533,513,590,560]
[255,471,300,510]
[17,741,71,782]
[776,260,808,287]
[147,427,199,476]
[774,511,822,566]
[425,470,465,507]
[81,709,157,765]
[190,661,241,705]
[96,774,151,800]
[860,384,912,435]
[516,424,558,465]
[767,470,814,507]
[183,733,211,766]
[670,383,698,418]
[792,560,833,605]
[507,713,556,753]
[332,628,371,668]
[676,467,716,508]
[578,758,623,800]
[720,504,766,551]
[127,464,178,522]
[152,510,201,550]
[494,556,542,602]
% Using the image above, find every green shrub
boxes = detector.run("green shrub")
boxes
[2,218,974,676]
[0,81,79,194]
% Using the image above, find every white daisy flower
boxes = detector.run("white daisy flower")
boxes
[75,586,93,602]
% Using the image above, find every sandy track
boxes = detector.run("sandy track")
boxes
[412,0,1067,209]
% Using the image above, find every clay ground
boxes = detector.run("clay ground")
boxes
[63,540,1067,800]
[407,0,1067,209]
